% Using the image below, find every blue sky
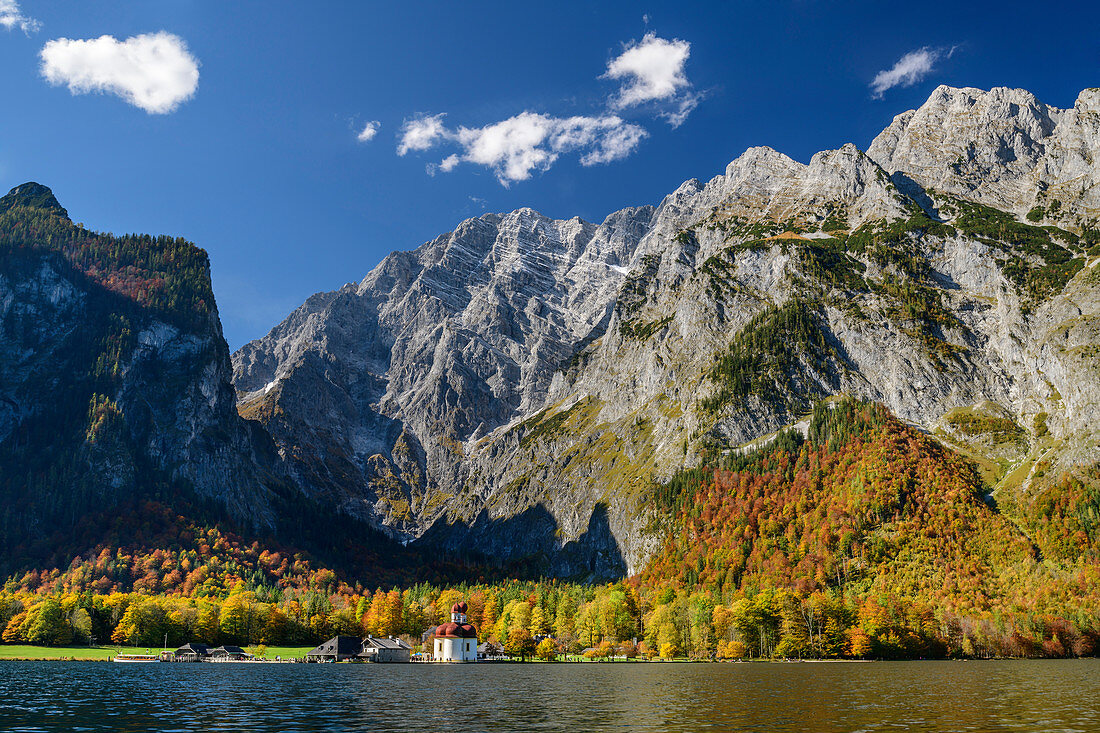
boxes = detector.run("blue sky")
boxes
[1,0,1097,349]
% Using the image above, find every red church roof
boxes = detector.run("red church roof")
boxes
[434,621,477,639]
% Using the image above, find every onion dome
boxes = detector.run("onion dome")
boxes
[451,601,468,614]
[434,621,478,638]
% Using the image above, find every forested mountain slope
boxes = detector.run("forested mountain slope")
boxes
[635,398,1099,659]
[3,86,1098,659]
[0,184,418,583]
[641,400,1098,612]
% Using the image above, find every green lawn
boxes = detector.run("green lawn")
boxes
[0,645,151,661]
[0,645,314,661]
[249,646,312,660]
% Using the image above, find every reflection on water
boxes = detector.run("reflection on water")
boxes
[0,659,1097,732]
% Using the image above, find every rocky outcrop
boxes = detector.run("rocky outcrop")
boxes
[0,186,281,558]
[232,207,656,542]
[234,85,1100,577]
[868,85,1100,224]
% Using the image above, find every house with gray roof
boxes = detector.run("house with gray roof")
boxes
[209,645,249,661]
[174,643,210,662]
[305,635,364,662]
[362,636,411,663]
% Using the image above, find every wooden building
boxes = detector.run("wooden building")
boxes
[362,636,412,663]
[174,643,210,662]
[305,635,365,662]
[209,645,248,661]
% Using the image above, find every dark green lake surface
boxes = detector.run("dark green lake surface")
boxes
[1,659,1097,732]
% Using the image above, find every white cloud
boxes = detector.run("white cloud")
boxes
[357,120,380,142]
[411,112,646,186]
[390,30,702,182]
[603,32,700,127]
[580,121,648,166]
[605,32,692,106]
[439,154,461,172]
[0,0,39,34]
[456,112,556,182]
[662,93,701,129]
[397,113,449,155]
[870,47,954,99]
[40,32,199,114]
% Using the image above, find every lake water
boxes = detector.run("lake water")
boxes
[0,659,1097,732]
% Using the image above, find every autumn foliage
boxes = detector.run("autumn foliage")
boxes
[636,399,1100,658]
[2,366,1097,658]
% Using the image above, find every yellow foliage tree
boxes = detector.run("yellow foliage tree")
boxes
[535,637,557,661]
[528,605,547,637]
[848,627,873,658]
[112,602,140,645]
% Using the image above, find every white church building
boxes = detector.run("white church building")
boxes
[431,601,478,662]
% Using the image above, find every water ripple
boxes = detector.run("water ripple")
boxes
[0,659,1097,731]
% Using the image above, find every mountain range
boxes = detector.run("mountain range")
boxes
[3,84,1099,585]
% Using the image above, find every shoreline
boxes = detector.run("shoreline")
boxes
[0,648,1089,664]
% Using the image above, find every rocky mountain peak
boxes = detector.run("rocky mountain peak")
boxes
[807,142,873,173]
[230,84,1100,578]
[0,182,69,219]
[719,147,802,192]
[867,85,1052,179]
[660,178,704,208]
[724,145,798,174]
[868,84,1099,222]
[1075,87,1100,113]
[693,141,906,231]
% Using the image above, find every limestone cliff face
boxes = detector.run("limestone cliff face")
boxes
[232,207,655,543]
[868,85,1100,223]
[0,186,280,557]
[233,85,1100,577]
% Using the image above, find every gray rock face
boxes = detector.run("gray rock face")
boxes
[233,207,656,538]
[0,213,279,543]
[868,85,1100,223]
[118,315,279,527]
[233,85,1100,577]
[0,258,87,447]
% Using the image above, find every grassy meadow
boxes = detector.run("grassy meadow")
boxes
[0,645,314,661]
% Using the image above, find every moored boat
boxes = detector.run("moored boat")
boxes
[112,653,162,663]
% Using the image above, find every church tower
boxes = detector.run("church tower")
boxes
[431,601,478,661]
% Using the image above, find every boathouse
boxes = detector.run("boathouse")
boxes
[210,645,248,660]
[174,643,210,662]
[306,635,364,662]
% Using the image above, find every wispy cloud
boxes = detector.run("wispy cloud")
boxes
[357,120,380,142]
[388,31,698,184]
[406,112,647,186]
[870,46,955,99]
[604,32,700,127]
[0,0,39,35]
[397,113,449,156]
[40,32,200,114]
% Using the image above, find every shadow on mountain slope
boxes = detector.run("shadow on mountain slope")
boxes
[414,502,626,581]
